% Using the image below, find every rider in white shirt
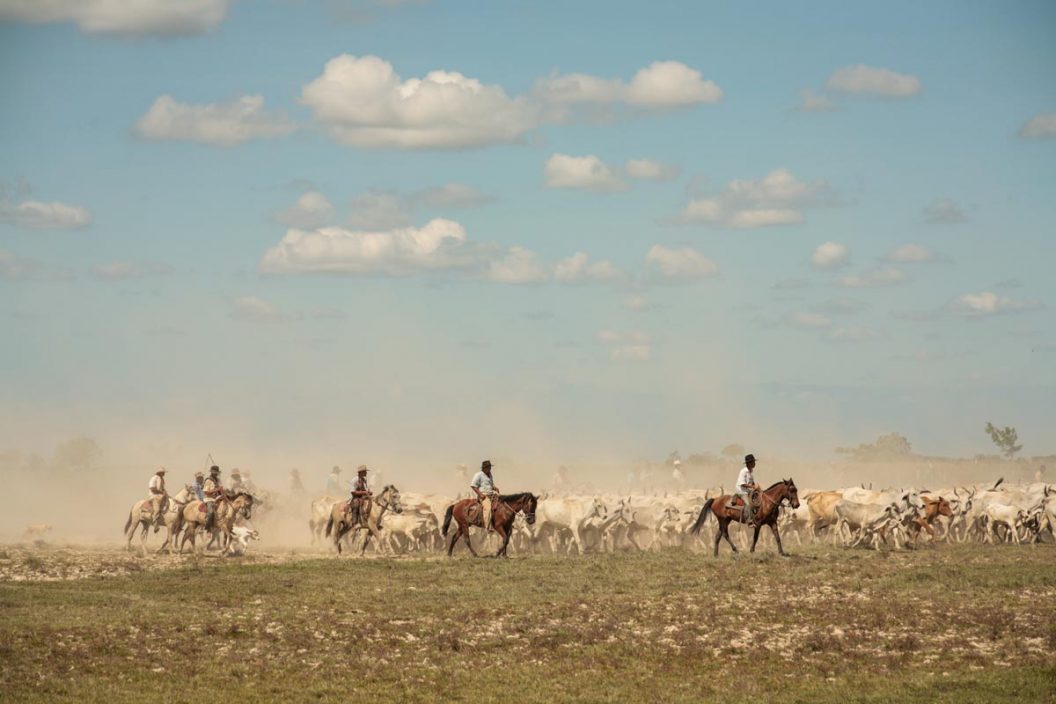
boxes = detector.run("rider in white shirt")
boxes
[733,454,758,520]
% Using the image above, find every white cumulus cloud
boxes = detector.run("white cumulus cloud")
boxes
[300,54,538,149]
[260,218,473,277]
[0,198,91,230]
[645,245,718,281]
[825,64,921,98]
[810,241,849,270]
[484,246,549,284]
[554,252,626,284]
[1018,112,1056,139]
[0,0,231,36]
[675,168,832,228]
[946,292,1042,317]
[544,154,628,192]
[534,60,722,110]
[135,95,294,147]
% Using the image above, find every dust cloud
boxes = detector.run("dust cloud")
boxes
[1,430,1049,547]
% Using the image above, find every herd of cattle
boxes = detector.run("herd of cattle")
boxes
[298,479,1055,556]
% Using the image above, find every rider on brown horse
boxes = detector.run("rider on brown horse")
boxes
[347,465,372,526]
[203,465,223,532]
[730,454,760,522]
[470,460,500,533]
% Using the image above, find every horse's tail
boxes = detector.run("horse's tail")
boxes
[123,511,133,535]
[441,504,454,537]
[689,498,715,536]
[325,516,334,538]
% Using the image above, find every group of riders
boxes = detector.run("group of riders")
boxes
[146,464,257,533]
[141,453,766,541]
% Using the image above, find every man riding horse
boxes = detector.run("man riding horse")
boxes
[470,460,500,533]
[203,465,224,532]
[148,467,168,531]
[730,454,760,522]
[347,465,372,525]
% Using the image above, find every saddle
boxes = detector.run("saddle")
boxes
[726,491,761,520]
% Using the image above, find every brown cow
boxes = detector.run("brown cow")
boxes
[805,491,843,539]
[908,495,953,543]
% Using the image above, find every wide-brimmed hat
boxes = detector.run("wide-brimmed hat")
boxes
[231,470,241,478]
[157,467,167,474]
[357,465,368,474]
[745,454,756,464]
[195,471,204,479]
[482,460,494,470]
[209,465,221,474]
[331,465,341,473]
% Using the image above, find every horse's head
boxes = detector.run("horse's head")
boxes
[785,479,800,509]
[523,493,538,525]
[236,493,254,519]
[382,485,403,514]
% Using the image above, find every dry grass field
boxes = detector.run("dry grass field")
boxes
[1,543,1054,703]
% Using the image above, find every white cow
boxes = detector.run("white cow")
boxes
[533,496,609,554]
[227,526,259,555]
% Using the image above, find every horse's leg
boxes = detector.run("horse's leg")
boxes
[722,520,738,553]
[712,518,723,556]
[138,521,149,556]
[126,514,136,552]
[494,523,511,558]
[769,522,788,556]
[447,525,461,557]
[750,524,761,553]
[461,520,479,557]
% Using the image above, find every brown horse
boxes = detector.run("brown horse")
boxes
[324,485,402,556]
[441,492,538,558]
[179,493,254,554]
[689,479,800,557]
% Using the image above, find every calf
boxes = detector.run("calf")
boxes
[227,526,259,555]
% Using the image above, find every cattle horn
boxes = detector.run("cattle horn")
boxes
[991,477,1004,490]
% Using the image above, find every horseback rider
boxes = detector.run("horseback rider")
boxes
[228,469,245,493]
[471,460,500,533]
[148,467,168,529]
[347,465,372,525]
[203,465,224,531]
[732,454,759,522]
[192,471,205,501]
[326,465,343,495]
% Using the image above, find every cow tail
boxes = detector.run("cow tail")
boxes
[441,505,454,537]
[325,516,334,538]
[690,498,714,536]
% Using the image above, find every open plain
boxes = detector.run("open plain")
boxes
[1,542,1053,703]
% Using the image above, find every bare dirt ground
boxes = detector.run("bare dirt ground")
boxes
[1,542,1054,703]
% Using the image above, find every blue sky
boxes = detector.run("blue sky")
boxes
[1,0,1054,466]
